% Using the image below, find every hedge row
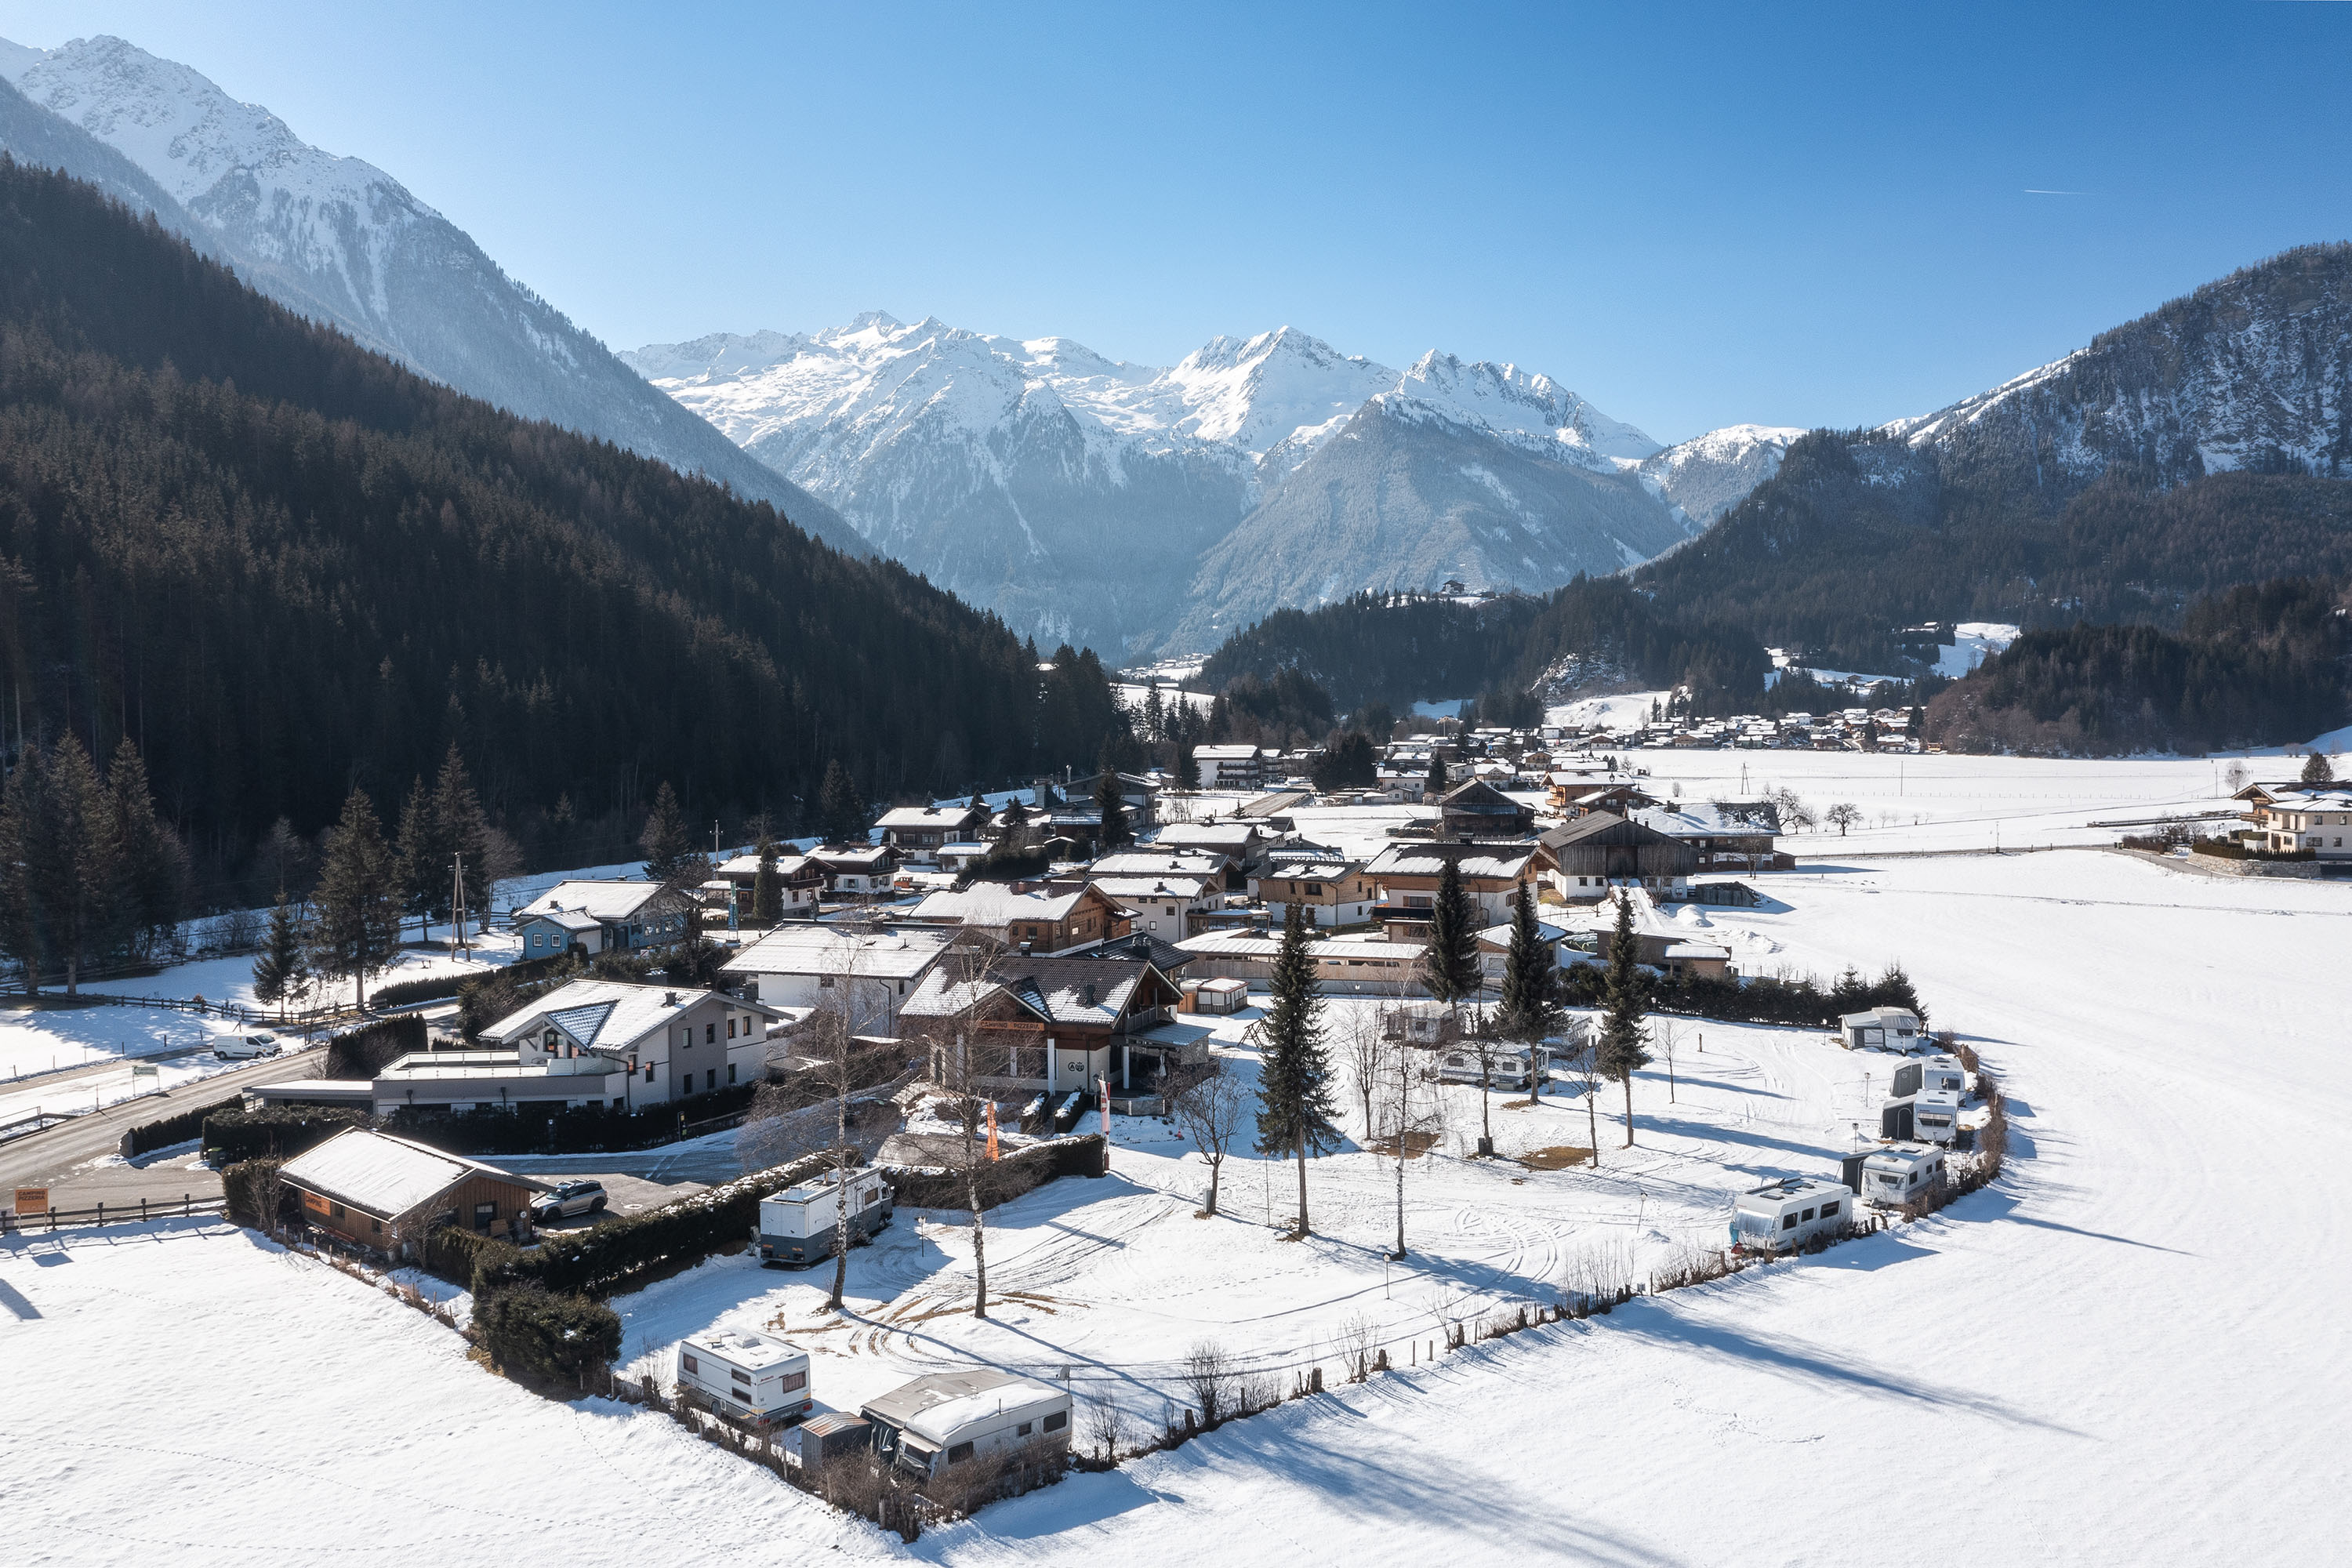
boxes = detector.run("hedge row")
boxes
[322,1014,427,1079]
[367,975,463,1010]
[384,1080,763,1156]
[880,1133,1107,1210]
[1559,962,1928,1030]
[2191,837,2314,862]
[477,1284,623,1388]
[124,1092,245,1156]
[205,1105,372,1163]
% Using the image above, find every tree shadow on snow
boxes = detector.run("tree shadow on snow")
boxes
[1955,1185,2188,1255]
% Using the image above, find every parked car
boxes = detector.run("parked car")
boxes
[213,1031,281,1061]
[531,1179,608,1222]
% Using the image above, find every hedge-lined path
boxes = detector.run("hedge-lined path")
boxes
[0,1047,322,1206]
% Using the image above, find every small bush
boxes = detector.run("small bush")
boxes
[476,1283,622,1389]
[222,1157,288,1228]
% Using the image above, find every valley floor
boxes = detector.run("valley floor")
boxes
[6,844,2346,1563]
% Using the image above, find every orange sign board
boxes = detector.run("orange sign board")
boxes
[14,1187,49,1215]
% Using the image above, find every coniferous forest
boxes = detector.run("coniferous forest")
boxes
[0,158,1121,897]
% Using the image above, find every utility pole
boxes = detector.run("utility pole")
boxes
[450,854,470,961]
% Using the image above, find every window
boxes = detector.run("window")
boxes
[819,975,835,988]
[1304,883,1322,896]
[732,1369,752,1385]
[1820,1201,1838,1218]
[727,1018,737,1039]
[1781,1213,1798,1230]
[328,1201,347,1221]
[728,1063,738,1083]
[707,1069,718,1091]
[370,1218,382,1234]
[946,1442,975,1465]
[644,1063,655,1083]
[706,1023,717,1044]
[1017,1421,1033,1437]
[1800,1207,1815,1221]
[1043,1410,1067,1432]
[473,1201,497,1231]
[780,1370,806,1392]
[682,1354,699,1375]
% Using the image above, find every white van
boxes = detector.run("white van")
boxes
[213,1031,281,1061]
[757,1167,892,1267]
[862,1369,1072,1481]
[677,1330,813,1428]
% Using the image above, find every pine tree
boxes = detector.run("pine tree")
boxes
[815,760,864,848]
[640,781,700,885]
[0,753,47,995]
[34,737,121,996]
[310,787,401,1009]
[105,738,183,959]
[1497,880,1563,1050]
[998,790,1033,848]
[1095,772,1132,851]
[2302,750,2336,786]
[752,830,782,924]
[1596,891,1652,1147]
[392,775,435,939]
[1423,855,1482,1011]
[432,743,491,934]
[1175,745,1200,792]
[1428,752,1448,791]
[252,894,310,1010]
[1254,903,1341,1236]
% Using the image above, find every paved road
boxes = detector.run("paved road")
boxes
[0,1047,323,1206]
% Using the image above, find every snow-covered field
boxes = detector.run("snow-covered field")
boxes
[9,842,2347,1563]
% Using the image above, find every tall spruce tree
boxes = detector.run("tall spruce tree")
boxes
[252,894,310,1010]
[752,829,782,924]
[1497,880,1564,1051]
[1094,772,1132,851]
[1254,903,1342,1236]
[105,738,184,958]
[640,782,701,885]
[1424,855,1483,1013]
[816,760,864,848]
[1596,891,1652,1146]
[432,744,491,934]
[392,776,435,939]
[2303,750,2336,786]
[0,750,48,995]
[1427,752,1448,792]
[34,738,120,996]
[310,788,401,1008]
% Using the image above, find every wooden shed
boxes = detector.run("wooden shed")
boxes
[278,1128,546,1256]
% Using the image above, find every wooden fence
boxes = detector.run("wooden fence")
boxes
[1,1192,225,1233]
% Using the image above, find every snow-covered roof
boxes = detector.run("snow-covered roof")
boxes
[720,924,952,981]
[279,1128,539,1220]
[1365,843,1536,881]
[1149,822,1261,848]
[1089,849,1230,878]
[906,884,1095,926]
[1736,1175,1847,1210]
[1632,804,1780,838]
[900,955,1153,1028]
[876,804,985,829]
[1475,919,1566,949]
[861,1369,1065,1445]
[1087,874,1218,902]
[483,979,775,1054]
[515,880,670,924]
[683,1329,805,1374]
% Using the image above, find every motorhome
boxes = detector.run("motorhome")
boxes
[1893,1055,1965,1098]
[1860,1145,1945,1208]
[1733,1176,1851,1253]
[676,1330,812,1428]
[757,1167,893,1267]
[862,1369,1072,1483]
[1427,1044,1534,1091]
[1911,1089,1962,1145]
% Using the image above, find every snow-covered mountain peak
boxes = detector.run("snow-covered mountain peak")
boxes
[1162,325,1399,453]
[1399,350,1662,466]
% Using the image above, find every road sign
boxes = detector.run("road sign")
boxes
[15,1187,49,1216]
[132,1062,159,1080]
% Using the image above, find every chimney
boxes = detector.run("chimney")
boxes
[1082,981,1098,1007]
[1019,939,1033,956]
[663,991,679,1006]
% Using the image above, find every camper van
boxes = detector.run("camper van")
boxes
[1893,1054,1965,1098]
[1861,1145,1944,1208]
[1733,1176,1850,1253]
[861,1369,1072,1482]
[676,1330,812,1428]
[1838,1007,1922,1051]
[757,1167,892,1267]
[1910,1089,1962,1145]
[1427,1045,1533,1091]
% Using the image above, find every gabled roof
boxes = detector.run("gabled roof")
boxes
[515,880,673,924]
[875,804,989,829]
[1632,802,1780,838]
[1059,930,1195,972]
[1537,811,1684,851]
[900,954,1158,1028]
[1088,874,1218,901]
[720,923,952,981]
[904,884,1104,926]
[279,1128,542,1221]
[482,979,776,1054]
[1089,849,1231,879]
[1365,840,1537,881]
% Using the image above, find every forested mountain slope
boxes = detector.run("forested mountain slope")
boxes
[1635,245,2352,674]
[0,158,1114,862]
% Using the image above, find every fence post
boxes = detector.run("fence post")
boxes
[96,1200,103,1227]
[140,1197,147,1223]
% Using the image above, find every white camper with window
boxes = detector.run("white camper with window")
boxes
[1733,1176,1851,1253]
[1910,1088,1962,1145]
[757,1167,892,1267]
[1838,1007,1922,1051]
[1427,1044,1533,1091]
[1861,1145,1945,1208]
[861,1369,1073,1482]
[676,1330,812,1428]
[1893,1054,1965,1098]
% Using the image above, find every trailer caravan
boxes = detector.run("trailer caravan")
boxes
[1893,1055,1965,1098]
[677,1330,812,1428]
[1427,1044,1534,1091]
[1733,1176,1851,1253]
[758,1167,893,1267]
[1839,1007,1923,1051]
[862,1369,1073,1483]
[1911,1089,1962,1145]
[1861,1145,1945,1208]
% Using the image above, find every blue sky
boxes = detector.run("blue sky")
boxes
[7,1,2350,441]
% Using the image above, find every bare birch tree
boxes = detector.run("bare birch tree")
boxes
[1168,1063,1247,1217]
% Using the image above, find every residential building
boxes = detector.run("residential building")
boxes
[512,880,692,959]
[2234,782,2352,859]
[1475,917,1566,993]
[898,951,1207,1105]
[1365,839,1540,927]
[1083,861,1223,942]
[902,882,1131,953]
[874,803,994,862]
[1193,744,1265,789]
[808,844,898,899]
[279,1128,545,1254]
[1174,928,1428,995]
[1547,779,1657,818]
[710,851,826,916]
[1534,813,1697,900]
[1250,855,1375,927]
[1631,800,1782,869]
[719,924,954,1035]
[1436,778,1535,838]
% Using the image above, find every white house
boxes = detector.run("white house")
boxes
[1733,1175,1851,1252]
[719,924,953,1036]
[376,979,783,1114]
[1192,744,1265,789]
[511,880,691,960]
[1085,865,1221,942]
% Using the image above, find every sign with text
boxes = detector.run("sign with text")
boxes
[14,1187,49,1216]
